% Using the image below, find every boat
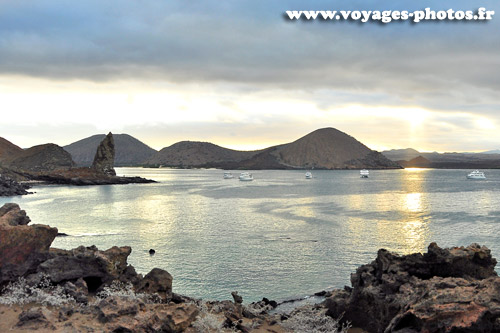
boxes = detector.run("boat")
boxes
[360,169,369,178]
[467,170,486,179]
[305,171,313,179]
[223,172,234,179]
[239,172,253,181]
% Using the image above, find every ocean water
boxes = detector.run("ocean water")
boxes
[2,168,500,302]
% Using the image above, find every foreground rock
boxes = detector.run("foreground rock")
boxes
[0,203,57,284]
[324,242,500,332]
[3,203,500,332]
[0,203,287,332]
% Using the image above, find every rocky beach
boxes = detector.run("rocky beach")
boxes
[1,202,500,332]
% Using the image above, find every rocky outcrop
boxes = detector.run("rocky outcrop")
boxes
[92,132,116,176]
[324,243,500,332]
[65,133,157,167]
[0,203,58,284]
[0,203,31,225]
[136,268,173,301]
[38,246,133,290]
[0,174,31,196]
[31,170,156,185]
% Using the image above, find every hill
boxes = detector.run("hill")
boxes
[239,128,400,169]
[147,128,401,170]
[4,144,75,172]
[146,141,259,167]
[0,137,24,162]
[64,134,157,166]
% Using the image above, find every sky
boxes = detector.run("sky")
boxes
[0,0,499,152]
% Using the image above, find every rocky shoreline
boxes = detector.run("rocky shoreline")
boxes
[0,174,32,196]
[1,203,500,332]
[0,133,155,196]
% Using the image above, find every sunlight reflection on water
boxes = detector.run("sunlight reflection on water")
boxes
[1,168,500,302]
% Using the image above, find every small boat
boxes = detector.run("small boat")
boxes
[223,172,234,179]
[239,172,253,181]
[360,169,369,178]
[305,171,313,179]
[467,170,486,179]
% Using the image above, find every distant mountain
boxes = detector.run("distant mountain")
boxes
[64,134,157,166]
[0,137,23,162]
[145,141,259,167]
[481,149,500,154]
[397,156,432,168]
[382,148,421,161]
[385,148,500,169]
[5,144,75,172]
[147,128,401,170]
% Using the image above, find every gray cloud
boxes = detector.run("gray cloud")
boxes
[0,0,499,120]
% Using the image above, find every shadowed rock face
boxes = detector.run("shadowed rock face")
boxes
[0,204,58,283]
[91,132,116,176]
[324,242,500,333]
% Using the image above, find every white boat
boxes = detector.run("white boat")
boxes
[467,170,486,179]
[239,172,253,181]
[305,171,312,179]
[223,172,234,179]
[360,169,369,178]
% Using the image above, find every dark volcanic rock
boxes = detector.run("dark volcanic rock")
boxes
[92,132,116,176]
[0,203,58,284]
[32,171,155,186]
[0,174,31,196]
[136,268,173,301]
[0,203,31,226]
[324,243,500,333]
[16,307,56,330]
[38,245,133,289]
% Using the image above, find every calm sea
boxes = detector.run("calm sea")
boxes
[2,168,499,302]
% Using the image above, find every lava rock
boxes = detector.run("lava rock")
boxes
[323,243,500,332]
[92,132,116,176]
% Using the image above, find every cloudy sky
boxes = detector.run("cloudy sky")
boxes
[1,0,499,152]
